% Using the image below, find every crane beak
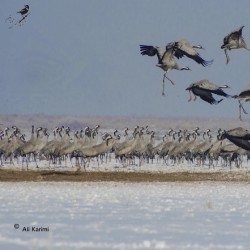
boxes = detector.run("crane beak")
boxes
[193,45,204,50]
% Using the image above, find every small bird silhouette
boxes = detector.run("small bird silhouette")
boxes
[17,5,29,16]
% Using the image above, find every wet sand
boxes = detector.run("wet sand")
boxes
[1,169,250,182]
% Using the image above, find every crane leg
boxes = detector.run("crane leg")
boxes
[239,101,248,122]
[162,72,174,96]
[239,102,247,121]
[224,49,230,64]
[241,103,248,114]
[239,103,242,121]
[188,90,193,102]
[162,74,166,96]
[166,76,175,86]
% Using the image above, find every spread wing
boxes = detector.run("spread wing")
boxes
[173,40,213,67]
[196,80,230,97]
[192,87,223,104]
[227,127,250,139]
[226,136,250,150]
[238,85,250,98]
[139,45,164,64]
[223,26,244,44]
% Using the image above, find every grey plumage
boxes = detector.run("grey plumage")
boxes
[221,26,250,64]
[173,39,213,66]
[186,79,231,104]
[233,85,250,121]
[222,127,250,139]
[17,5,29,16]
[219,127,250,151]
[139,43,191,96]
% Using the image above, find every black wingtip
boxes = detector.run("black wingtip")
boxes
[139,45,149,49]
[216,99,223,104]
[139,45,147,55]
[231,95,238,99]
[202,59,214,67]
[210,98,223,105]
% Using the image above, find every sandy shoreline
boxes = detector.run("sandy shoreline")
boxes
[1,169,250,182]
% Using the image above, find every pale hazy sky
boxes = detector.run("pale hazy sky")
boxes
[1,1,250,119]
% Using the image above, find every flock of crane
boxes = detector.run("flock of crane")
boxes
[140,26,250,121]
[1,124,250,170]
[3,16,250,170]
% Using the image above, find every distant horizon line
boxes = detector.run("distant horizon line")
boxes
[0,113,245,121]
